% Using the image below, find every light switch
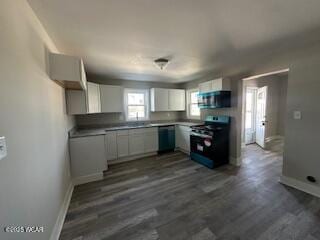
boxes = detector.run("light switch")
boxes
[293,111,302,120]
[0,136,7,160]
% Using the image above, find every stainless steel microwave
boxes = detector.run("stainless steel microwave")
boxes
[198,91,231,109]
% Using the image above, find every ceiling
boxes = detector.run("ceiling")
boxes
[27,0,320,83]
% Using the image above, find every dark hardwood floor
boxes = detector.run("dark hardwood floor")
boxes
[60,145,320,240]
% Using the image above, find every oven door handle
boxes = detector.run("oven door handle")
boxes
[190,132,213,139]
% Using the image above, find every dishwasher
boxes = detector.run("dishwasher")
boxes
[158,126,175,153]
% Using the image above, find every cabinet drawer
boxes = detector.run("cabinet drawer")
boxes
[144,127,158,133]
[117,130,129,136]
[129,128,146,135]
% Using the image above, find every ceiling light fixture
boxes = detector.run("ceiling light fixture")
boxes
[154,58,170,70]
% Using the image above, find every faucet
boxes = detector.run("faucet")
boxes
[136,112,139,121]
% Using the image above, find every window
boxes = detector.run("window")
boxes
[187,89,200,119]
[124,89,149,121]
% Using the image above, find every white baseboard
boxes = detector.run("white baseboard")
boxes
[109,152,157,165]
[50,182,74,240]
[72,172,104,186]
[279,175,320,198]
[230,156,241,166]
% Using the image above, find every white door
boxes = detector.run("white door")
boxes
[256,86,268,148]
[245,88,257,144]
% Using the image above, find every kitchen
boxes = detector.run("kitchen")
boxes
[55,51,232,185]
[2,1,320,240]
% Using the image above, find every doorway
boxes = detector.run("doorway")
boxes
[242,69,289,153]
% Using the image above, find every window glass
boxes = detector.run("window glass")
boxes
[191,104,200,116]
[124,89,149,121]
[128,106,145,119]
[190,91,198,104]
[245,112,252,129]
[128,93,144,105]
[187,89,200,118]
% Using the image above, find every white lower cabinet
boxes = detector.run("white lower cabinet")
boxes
[69,135,107,184]
[144,128,159,153]
[129,133,145,155]
[129,128,158,155]
[105,131,117,161]
[117,130,129,158]
[175,125,191,153]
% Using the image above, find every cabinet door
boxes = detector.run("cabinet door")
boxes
[117,133,129,158]
[105,131,117,161]
[87,82,101,113]
[151,88,169,111]
[175,125,183,149]
[129,134,145,155]
[199,81,213,93]
[66,90,87,115]
[169,89,185,111]
[182,128,191,152]
[69,135,106,179]
[212,78,223,91]
[144,128,159,153]
[100,85,123,113]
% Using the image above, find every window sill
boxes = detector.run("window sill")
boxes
[126,119,150,122]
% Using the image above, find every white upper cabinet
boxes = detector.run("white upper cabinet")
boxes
[66,90,87,115]
[199,78,230,93]
[169,89,185,111]
[151,88,185,112]
[151,88,169,112]
[49,53,87,90]
[86,82,101,114]
[66,82,101,115]
[100,85,123,113]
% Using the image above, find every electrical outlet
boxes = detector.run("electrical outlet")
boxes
[293,111,302,120]
[0,136,7,160]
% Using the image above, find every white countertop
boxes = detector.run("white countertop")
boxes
[70,121,202,138]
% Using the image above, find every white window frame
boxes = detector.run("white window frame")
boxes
[124,88,150,121]
[187,88,200,120]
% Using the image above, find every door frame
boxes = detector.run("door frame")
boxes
[244,87,258,145]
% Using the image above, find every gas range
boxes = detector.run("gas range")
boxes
[190,116,230,169]
[191,125,224,137]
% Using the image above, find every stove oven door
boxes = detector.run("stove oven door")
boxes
[190,133,214,159]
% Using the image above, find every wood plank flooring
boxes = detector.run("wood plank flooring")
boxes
[60,145,320,240]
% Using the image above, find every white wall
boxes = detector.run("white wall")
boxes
[0,1,74,239]
[237,43,320,191]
